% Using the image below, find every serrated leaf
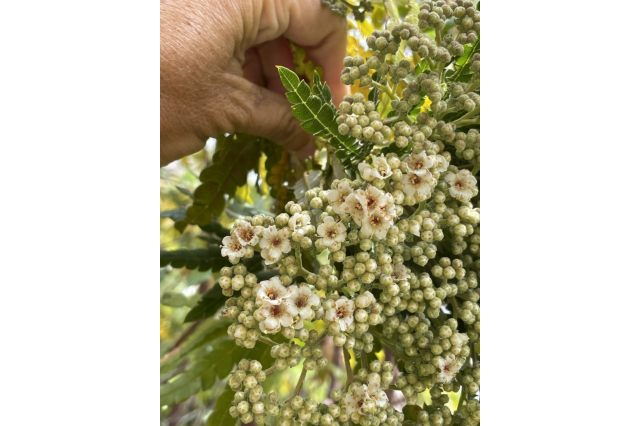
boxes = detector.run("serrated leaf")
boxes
[208,386,238,426]
[292,103,315,121]
[160,247,227,271]
[277,66,363,176]
[160,338,242,406]
[285,92,302,104]
[453,37,479,82]
[183,285,226,323]
[178,134,261,230]
[277,66,300,91]
[301,119,326,135]
[160,318,232,374]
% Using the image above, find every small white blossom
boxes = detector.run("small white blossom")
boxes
[255,303,298,334]
[221,234,247,262]
[342,190,368,225]
[289,284,320,328]
[435,154,449,172]
[405,152,435,176]
[259,225,292,264]
[360,209,392,240]
[366,376,389,409]
[233,220,262,246]
[358,156,392,181]
[288,212,310,237]
[344,384,369,416]
[256,276,290,306]
[327,181,353,215]
[436,353,465,383]
[444,169,477,201]
[326,297,355,331]
[401,171,432,197]
[391,263,410,282]
[317,216,347,250]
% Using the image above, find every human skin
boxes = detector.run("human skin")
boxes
[160,0,348,166]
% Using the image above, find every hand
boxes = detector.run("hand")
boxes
[160,0,347,166]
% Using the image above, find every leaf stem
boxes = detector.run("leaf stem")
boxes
[456,387,468,414]
[360,351,369,370]
[452,118,479,128]
[285,368,308,403]
[264,365,278,375]
[257,336,277,346]
[343,347,354,387]
[371,81,399,101]
[449,296,459,320]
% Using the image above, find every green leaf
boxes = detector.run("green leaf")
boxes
[160,247,227,271]
[278,66,300,92]
[208,386,238,426]
[453,37,479,82]
[183,285,226,323]
[160,318,232,374]
[277,66,364,176]
[176,134,261,232]
[160,338,242,406]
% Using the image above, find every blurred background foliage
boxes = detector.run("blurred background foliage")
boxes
[160,2,465,424]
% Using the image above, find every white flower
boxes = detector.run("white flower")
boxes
[362,185,386,213]
[342,190,368,225]
[355,291,376,308]
[366,376,389,409]
[373,190,397,219]
[401,171,432,197]
[390,263,410,282]
[233,220,262,246]
[256,276,290,306]
[288,212,310,237]
[358,156,392,181]
[444,169,477,201]
[344,378,388,416]
[435,154,449,172]
[259,225,292,264]
[327,181,353,215]
[317,216,347,250]
[405,152,435,176]
[255,303,298,334]
[436,353,465,383]
[344,384,369,416]
[326,297,355,331]
[289,284,321,327]
[360,209,392,240]
[221,234,247,262]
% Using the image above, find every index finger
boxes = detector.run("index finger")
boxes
[256,0,348,105]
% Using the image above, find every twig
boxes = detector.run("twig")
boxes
[285,368,308,403]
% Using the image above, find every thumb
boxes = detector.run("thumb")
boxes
[231,78,314,160]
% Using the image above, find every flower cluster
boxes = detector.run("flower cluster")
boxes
[216,1,481,425]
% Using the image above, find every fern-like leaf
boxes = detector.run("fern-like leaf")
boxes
[277,66,365,177]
